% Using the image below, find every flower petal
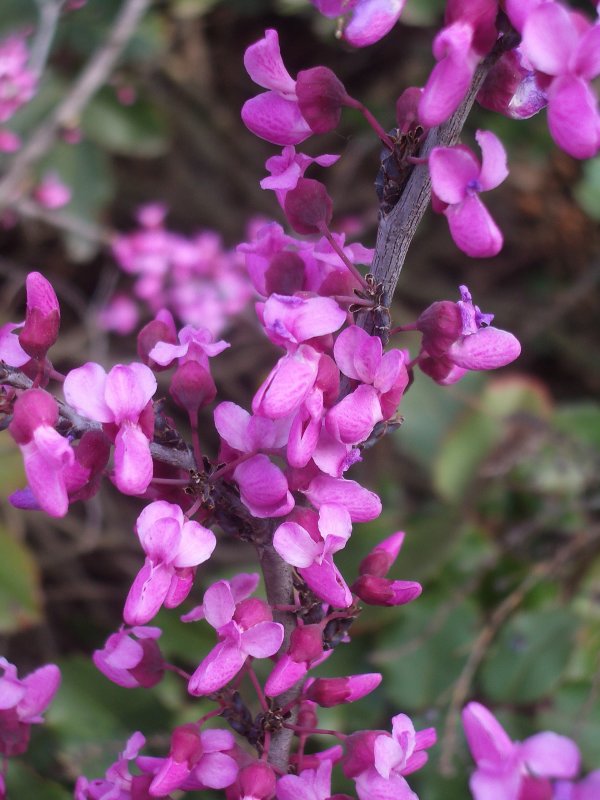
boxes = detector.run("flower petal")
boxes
[445,194,503,258]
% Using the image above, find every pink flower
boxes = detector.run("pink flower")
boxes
[304,474,382,522]
[0,36,37,123]
[33,173,71,209]
[234,454,295,518]
[274,505,354,607]
[311,0,406,47]
[477,48,549,121]
[8,389,75,517]
[63,361,157,495]
[148,324,229,369]
[429,130,508,258]
[0,272,60,369]
[462,701,581,800]
[417,285,521,384]
[276,758,336,800]
[0,658,60,757]
[75,732,156,800]
[136,724,238,795]
[93,626,165,689]
[188,579,284,695]
[261,146,339,209]
[306,673,382,707]
[521,3,600,158]
[259,293,346,351]
[555,772,600,800]
[124,501,216,625]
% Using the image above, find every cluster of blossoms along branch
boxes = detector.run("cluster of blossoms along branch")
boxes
[0,0,599,798]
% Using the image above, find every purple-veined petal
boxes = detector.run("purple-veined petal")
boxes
[0,322,29,367]
[188,639,246,695]
[300,557,353,608]
[203,580,236,629]
[333,325,381,383]
[521,3,578,76]
[242,93,312,146]
[265,655,308,697]
[244,29,297,98]
[149,758,190,796]
[241,621,284,658]
[325,383,383,445]
[18,664,60,720]
[136,501,184,538]
[461,702,514,766]
[448,326,520,370]
[63,362,112,422]
[263,294,346,343]
[234,454,294,518]
[113,423,153,495]
[274,521,322,568]
[318,503,352,541]
[475,130,508,191]
[137,516,181,563]
[253,346,320,419]
[374,734,405,779]
[230,573,260,604]
[355,766,418,800]
[547,76,600,159]
[173,521,216,568]
[445,194,503,258]
[429,145,480,205]
[214,402,251,452]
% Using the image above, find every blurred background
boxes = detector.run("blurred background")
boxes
[0,0,599,797]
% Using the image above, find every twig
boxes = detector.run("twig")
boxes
[0,0,153,208]
[29,0,66,77]
[438,527,600,775]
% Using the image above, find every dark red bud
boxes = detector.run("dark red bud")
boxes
[306,678,350,707]
[137,310,177,370]
[395,87,424,134]
[8,388,58,444]
[358,550,393,578]
[296,699,318,730]
[284,178,333,235]
[170,724,202,765]
[416,300,462,357]
[169,361,216,418]
[238,761,277,799]
[18,272,60,359]
[289,624,323,663]
[129,638,165,689]
[351,575,422,606]
[296,66,347,134]
[233,597,271,628]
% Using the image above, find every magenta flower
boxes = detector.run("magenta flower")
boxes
[417,285,521,385]
[274,504,354,607]
[124,500,216,625]
[8,389,75,517]
[306,673,382,707]
[147,324,229,369]
[63,361,157,495]
[555,772,600,800]
[75,732,156,800]
[136,724,238,795]
[521,3,600,159]
[33,173,71,209]
[215,401,291,456]
[311,0,406,47]
[0,658,61,757]
[93,626,165,689]
[253,344,322,420]
[429,130,508,258]
[0,271,60,368]
[352,531,422,607]
[276,758,336,800]
[259,293,346,351]
[188,579,284,695]
[304,474,382,522]
[261,146,339,209]
[0,36,37,124]
[234,454,295,518]
[477,48,548,121]
[242,29,313,145]
[462,701,581,800]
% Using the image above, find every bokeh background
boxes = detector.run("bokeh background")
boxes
[1,0,599,797]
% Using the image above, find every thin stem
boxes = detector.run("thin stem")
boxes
[164,663,192,681]
[150,477,190,486]
[196,707,225,726]
[209,451,253,482]
[389,322,418,335]
[333,295,372,307]
[189,414,203,466]
[344,96,395,150]
[317,222,368,289]
[283,723,347,740]
[247,662,269,713]
[29,0,65,77]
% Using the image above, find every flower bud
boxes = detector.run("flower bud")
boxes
[306,673,382,707]
[264,251,306,296]
[169,360,217,418]
[352,575,422,607]
[358,531,405,578]
[237,761,276,800]
[395,87,424,134]
[137,309,177,369]
[296,699,318,730]
[284,178,333,235]
[416,300,462,357]
[233,597,272,629]
[289,624,323,663]
[477,49,548,121]
[296,66,347,134]
[18,272,60,359]
[8,388,57,445]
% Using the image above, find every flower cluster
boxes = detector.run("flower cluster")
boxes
[0,35,37,150]
[108,204,254,336]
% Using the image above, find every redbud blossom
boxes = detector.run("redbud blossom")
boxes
[75,732,156,800]
[429,130,508,258]
[462,701,580,800]
[295,67,347,134]
[284,178,333,235]
[477,48,549,120]
[18,272,60,360]
[93,626,165,689]
[0,658,60,757]
[359,531,406,577]
[306,673,382,707]
[311,0,406,47]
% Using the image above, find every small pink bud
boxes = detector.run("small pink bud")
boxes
[18,272,60,359]
[170,724,202,764]
[296,66,347,134]
[237,761,276,799]
[358,531,405,578]
[395,87,424,134]
[352,575,422,606]
[289,624,323,663]
[170,360,216,418]
[8,388,57,444]
[297,699,318,730]
[284,178,333,235]
[307,673,382,707]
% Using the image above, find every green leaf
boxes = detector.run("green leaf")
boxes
[554,403,600,449]
[373,594,478,710]
[0,526,42,633]
[574,156,600,220]
[6,761,70,800]
[480,608,577,704]
[82,89,168,157]
[0,0,36,34]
